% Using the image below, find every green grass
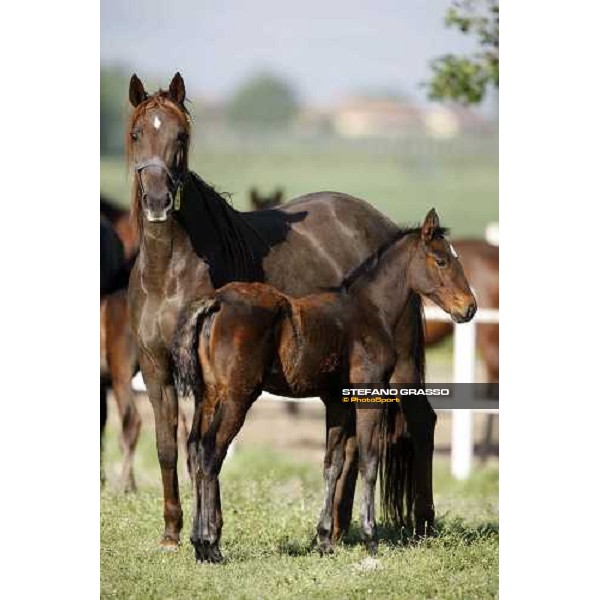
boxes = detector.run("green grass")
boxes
[101,444,498,599]
[101,139,497,239]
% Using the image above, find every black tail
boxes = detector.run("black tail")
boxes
[379,292,425,528]
[171,297,220,399]
[379,403,414,528]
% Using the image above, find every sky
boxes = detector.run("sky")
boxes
[101,0,482,107]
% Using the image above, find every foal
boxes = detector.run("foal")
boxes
[173,209,476,562]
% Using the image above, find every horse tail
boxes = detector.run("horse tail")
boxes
[379,292,425,529]
[379,402,414,528]
[171,297,220,399]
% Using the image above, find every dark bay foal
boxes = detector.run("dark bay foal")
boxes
[173,209,476,562]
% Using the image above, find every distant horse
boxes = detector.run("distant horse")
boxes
[100,216,125,298]
[172,209,476,562]
[249,187,284,211]
[100,196,138,260]
[126,72,436,549]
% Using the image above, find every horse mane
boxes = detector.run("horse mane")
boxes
[174,171,271,287]
[126,91,191,236]
[336,226,449,292]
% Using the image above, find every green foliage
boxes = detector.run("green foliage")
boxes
[428,1,499,104]
[227,73,299,130]
[101,68,130,156]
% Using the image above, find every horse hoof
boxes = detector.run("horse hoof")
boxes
[194,542,224,564]
[317,541,335,556]
[365,540,379,556]
[159,537,180,551]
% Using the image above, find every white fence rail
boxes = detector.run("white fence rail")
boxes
[424,306,499,479]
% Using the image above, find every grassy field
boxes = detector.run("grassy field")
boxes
[101,137,497,239]
[101,413,498,599]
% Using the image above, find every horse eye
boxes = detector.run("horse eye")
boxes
[177,132,189,145]
[130,131,139,142]
[436,258,448,268]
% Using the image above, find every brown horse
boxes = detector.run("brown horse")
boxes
[100,196,139,260]
[249,187,284,211]
[100,198,142,491]
[126,72,437,549]
[100,289,141,490]
[172,209,476,562]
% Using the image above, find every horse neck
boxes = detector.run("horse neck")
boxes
[351,233,418,331]
[138,218,187,292]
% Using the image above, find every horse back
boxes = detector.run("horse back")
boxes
[260,192,399,297]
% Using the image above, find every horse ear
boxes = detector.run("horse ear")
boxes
[250,187,258,202]
[421,208,440,242]
[274,188,284,203]
[168,72,186,105]
[129,74,147,107]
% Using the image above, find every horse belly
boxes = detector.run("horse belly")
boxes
[268,316,345,397]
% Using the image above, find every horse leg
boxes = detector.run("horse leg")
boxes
[178,403,191,479]
[105,292,142,492]
[332,428,358,542]
[191,387,254,563]
[141,354,182,549]
[112,379,141,493]
[391,311,437,537]
[356,408,383,555]
[316,401,351,554]
[100,381,108,487]
[399,395,436,536]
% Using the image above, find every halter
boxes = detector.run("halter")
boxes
[134,157,185,211]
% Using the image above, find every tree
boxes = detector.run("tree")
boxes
[428,1,499,104]
[101,68,130,156]
[227,74,298,130]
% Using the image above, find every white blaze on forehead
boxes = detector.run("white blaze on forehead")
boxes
[449,244,458,258]
[153,115,162,130]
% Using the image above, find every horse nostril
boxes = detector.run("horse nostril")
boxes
[142,192,149,202]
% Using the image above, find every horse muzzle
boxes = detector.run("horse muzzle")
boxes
[451,301,477,323]
[143,192,174,222]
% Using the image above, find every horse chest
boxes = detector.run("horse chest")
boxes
[132,256,212,357]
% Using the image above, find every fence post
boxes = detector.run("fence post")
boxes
[451,320,476,479]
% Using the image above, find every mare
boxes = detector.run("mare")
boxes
[172,209,476,562]
[126,72,437,549]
